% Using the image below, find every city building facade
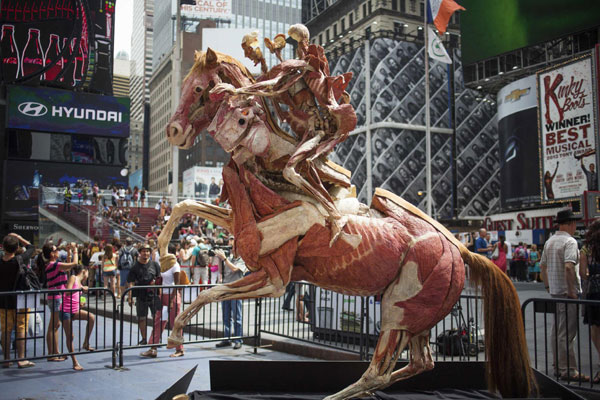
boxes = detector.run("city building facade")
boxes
[147,0,302,192]
[129,0,154,186]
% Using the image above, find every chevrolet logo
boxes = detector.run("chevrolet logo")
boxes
[18,102,48,117]
[504,88,530,103]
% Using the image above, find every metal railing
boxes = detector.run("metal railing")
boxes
[1,283,486,369]
[0,288,117,367]
[117,284,259,367]
[522,297,600,392]
[260,283,485,362]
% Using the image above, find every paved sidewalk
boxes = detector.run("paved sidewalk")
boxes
[1,336,313,400]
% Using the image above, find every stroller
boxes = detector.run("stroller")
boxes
[435,302,484,357]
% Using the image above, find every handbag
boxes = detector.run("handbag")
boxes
[491,246,499,260]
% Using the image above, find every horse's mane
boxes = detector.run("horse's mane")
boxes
[186,49,255,85]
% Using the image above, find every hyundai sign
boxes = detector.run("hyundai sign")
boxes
[6,86,130,137]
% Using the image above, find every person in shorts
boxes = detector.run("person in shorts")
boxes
[40,241,78,361]
[127,243,161,345]
[0,233,35,368]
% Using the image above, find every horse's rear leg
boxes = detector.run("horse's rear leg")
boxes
[381,331,435,388]
[324,329,411,400]
[167,268,284,348]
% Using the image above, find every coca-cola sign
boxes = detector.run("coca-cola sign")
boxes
[7,85,129,137]
[0,0,115,95]
[537,54,599,204]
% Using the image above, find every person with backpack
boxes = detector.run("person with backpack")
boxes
[190,237,210,285]
[0,233,36,368]
[118,238,138,299]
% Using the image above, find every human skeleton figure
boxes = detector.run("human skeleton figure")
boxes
[159,25,535,399]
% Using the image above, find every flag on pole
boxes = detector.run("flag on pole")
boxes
[427,27,452,64]
[427,0,465,35]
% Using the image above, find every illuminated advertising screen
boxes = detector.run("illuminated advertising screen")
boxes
[3,159,127,219]
[6,85,130,136]
[0,0,116,94]
[460,0,600,65]
[537,54,598,203]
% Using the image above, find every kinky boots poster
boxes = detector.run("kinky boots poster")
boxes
[538,54,599,203]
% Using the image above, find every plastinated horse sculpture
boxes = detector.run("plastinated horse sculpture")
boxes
[158,24,535,399]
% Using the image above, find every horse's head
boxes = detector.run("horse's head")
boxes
[166,48,254,149]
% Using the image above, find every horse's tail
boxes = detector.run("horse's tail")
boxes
[460,248,536,397]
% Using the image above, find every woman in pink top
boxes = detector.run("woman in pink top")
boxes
[61,264,95,370]
[492,235,508,274]
[36,242,78,362]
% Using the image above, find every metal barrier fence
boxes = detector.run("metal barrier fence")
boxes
[1,284,485,369]
[117,284,259,367]
[0,288,117,367]
[259,283,485,363]
[522,297,600,392]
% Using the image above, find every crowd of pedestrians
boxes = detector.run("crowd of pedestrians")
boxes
[2,203,600,381]
[460,228,542,282]
[0,208,248,370]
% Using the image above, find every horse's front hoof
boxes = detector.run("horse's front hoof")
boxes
[167,334,184,349]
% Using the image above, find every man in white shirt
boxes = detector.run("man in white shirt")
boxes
[540,209,587,382]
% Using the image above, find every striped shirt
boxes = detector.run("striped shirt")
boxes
[46,261,67,300]
[540,231,581,296]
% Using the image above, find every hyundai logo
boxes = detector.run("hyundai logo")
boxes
[18,102,48,117]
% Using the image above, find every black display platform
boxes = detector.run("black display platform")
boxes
[191,360,585,399]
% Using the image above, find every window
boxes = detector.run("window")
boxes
[326,29,330,42]
[341,18,345,31]
[362,4,366,18]
[368,1,372,13]
[334,24,337,36]
[365,26,371,39]
[410,0,416,12]
[394,22,404,34]
[392,0,397,10]
[349,12,354,25]
[400,0,406,12]
[319,33,323,44]
[420,2,424,16]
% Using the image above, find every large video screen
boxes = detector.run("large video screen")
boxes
[0,0,116,94]
[460,0,600,65]
[3,160,127,220]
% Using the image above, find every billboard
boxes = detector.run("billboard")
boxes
[460,0,600,65]
[329,39,499,219]
[182,166,222,201]
[497,75,541,210]
[6,85,130,137]
[3,159,127,220]
[181,0,232,20]
[0,0,116,94]
[537,54,598,203]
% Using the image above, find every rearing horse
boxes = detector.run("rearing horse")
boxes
[157,43,534,399]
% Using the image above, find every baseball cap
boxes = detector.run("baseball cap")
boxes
[139,243,152,251]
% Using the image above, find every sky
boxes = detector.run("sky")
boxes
[114,0,133,58]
